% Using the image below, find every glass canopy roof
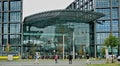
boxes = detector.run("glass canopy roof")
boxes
[24,9,105,28]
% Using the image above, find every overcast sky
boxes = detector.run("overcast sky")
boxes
[23,0,74,19]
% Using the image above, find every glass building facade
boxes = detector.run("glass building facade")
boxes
[0,0,22,53]
[23,10,104,59]
[66,0,120,57]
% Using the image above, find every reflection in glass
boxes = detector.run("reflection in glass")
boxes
[10,35,21,44]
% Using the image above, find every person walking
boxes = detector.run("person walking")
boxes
[68,55,72,64]
[34,52,39,64]
[54,54,58,64]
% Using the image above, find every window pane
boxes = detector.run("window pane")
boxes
[112,8,118,19]
[96,33,109,44]
[10,12,21,22]
[96,21,110,32]
[0,24,2,34]
[10,24,20,33]
[10,1,21,11]
[4,13,8,22]
[4,2,8,11]
[3,35,8,45]
[112,0,119,7]
[112,20,118,31]
[0,13,2,22]
[96,9,110,19]
[10,35,21,44]
[0,35,2,45]
[0,2,2,11]
[4,24,8,34]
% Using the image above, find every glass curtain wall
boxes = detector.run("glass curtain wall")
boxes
[95,0,119,57]
[23,22,90,59]
[68,0,119,57]
[0,0,22,53]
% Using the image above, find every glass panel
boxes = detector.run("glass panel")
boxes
[0,24,1,34]
[96,9,110,20]
[0,35,2,45]
[96,33,109,44]
[112,20,118,31]
[112,8,118,19]
[96,0,109,7]
[3,35,8,45]
[10,1,21,11]
[0,13,2,22]
[96,21,110,32]
[10,35,21,45]
[10,24,20,33]
[4,1,8,11]
[4,24,8,34]
[0,2,2,11]
[4,13,8,22]
[10,47,21,52]
[112,0,119,7]
[10,12,21,22]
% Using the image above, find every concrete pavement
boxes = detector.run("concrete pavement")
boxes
[0,59,106,66]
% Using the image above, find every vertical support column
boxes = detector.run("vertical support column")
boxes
[110,0,112,33]
[63,34,65,59]
[73,32,75,60]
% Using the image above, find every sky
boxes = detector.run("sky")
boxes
[23,0,74,19]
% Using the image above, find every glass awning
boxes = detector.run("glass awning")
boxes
[24,9,105,28]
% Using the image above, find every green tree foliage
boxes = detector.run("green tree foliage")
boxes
[104,33,119,63]
[27,44,36,59]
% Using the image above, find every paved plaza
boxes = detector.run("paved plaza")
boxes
[0,59,106,66]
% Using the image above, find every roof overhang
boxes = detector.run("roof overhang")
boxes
[24,9,105,28]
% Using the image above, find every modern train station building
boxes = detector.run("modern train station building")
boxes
[23,9,104,59]
[0,0,120,59]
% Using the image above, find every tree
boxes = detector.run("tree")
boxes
[5,44,10,52]
[104,33,119,63]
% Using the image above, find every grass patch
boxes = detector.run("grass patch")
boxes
[90,63,120,66]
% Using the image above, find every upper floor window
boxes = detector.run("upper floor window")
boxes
[4,2,8,11]
[10,12,21,22]
[10,1,21,11]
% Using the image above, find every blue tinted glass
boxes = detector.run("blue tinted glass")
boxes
[0,2,2,11]
[4,13,8,22]
[96,9,110,19]
[96,0,109,7]
[4,24,8,34]
[4,2,8,11]
[10,12,21,22]
[10,35,21,44]
[112,0,119,6]
[0,13,1,22]
[0,24,1,34]
[96,33,109,44]
[3,35,8,45]
[10,1,21,11]
[96,21,110,32]
[10,24,20,33]
[112,20,118,31]
[112,8,118,19]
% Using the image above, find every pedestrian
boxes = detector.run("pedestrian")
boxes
[54,54,58,64]
[34,52,39,64]
[68,55,72,64]
[86,54,91,64]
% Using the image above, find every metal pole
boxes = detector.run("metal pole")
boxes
[63,34,65,59]
[73,32,75,60]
